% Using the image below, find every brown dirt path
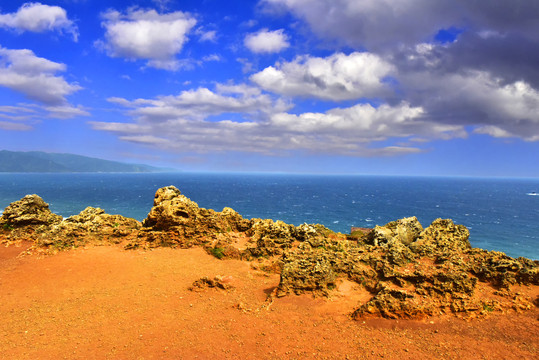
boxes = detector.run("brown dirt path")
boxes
[1,244,538,359]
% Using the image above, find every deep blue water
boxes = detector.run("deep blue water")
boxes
[0,173,537,260]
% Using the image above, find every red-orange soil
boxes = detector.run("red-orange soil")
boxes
[1,243,538,360]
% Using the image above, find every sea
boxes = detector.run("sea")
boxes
[0,173,537,260]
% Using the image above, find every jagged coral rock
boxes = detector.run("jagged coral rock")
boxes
[467,249,539,288]
[0,194,62,227]
[153,185,182,205]
[63,207,138,234]
[366,216,423,246]
[244,221,344,258]
[138,186,251,248]
[409,218,471,255]
[277,249,337,297]
[65,207,140,232]
[362,217,422,266]
[245,219,298,257]
[275,216,537,319]
[36,207,141,248]
[143,186,202,230]
[143,186,250,233]
[351,264,481,319]
[0,198,141,249]
[65,207,107,224]
[146,186,251,233]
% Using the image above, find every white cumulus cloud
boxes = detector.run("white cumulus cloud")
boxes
[263,102,465,155]
[90,84,291,153]
[244,28,290,53]
[270,102,465,145]
[251,52,394,100]
[258,0,539,144]
[90,81,468,156]
[0,47,82,105]
[96,8,197,70]
[104,83,290,122]
[0,2,78,41]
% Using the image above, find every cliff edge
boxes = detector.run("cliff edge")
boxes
[1,186,537,320]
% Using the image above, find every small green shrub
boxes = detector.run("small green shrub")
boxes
[2,223,14,231]
[327,283,337,291]
[210,247,225,259]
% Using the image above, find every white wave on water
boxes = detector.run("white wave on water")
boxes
[526,192,538,196]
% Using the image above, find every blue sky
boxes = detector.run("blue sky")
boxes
[0,0,538,176]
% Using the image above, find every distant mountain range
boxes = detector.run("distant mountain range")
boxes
[0,150,163,173]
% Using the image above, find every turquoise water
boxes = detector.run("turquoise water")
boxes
[0,173,537,260]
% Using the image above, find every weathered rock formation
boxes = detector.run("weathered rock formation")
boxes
[276,217,537,319]
[0,196,140,250]
[366,216,424,247]
[0,194,62,228]
[132,186,251,249]
[41,207,141,249]
[1,186,537,320]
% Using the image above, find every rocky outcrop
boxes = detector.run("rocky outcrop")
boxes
[36,207,142,249]
[365,216,423,247]
[409,218,471,255]
[131,186,336,255]
[143,186,250,233]
[277,249,338,297]
[64,207,140,232]
[134,186,251,248]
[244,219,299,257]
[467,249,539,288]
[0,198,140,249]
[0,195,62,227]
[1,186,537,320]
[275,217,538,319]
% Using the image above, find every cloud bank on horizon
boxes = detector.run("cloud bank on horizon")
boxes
[0,0,538,174]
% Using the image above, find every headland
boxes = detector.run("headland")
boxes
[1,186,538,358]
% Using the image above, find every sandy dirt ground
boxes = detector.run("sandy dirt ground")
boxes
[1,242,538,360]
